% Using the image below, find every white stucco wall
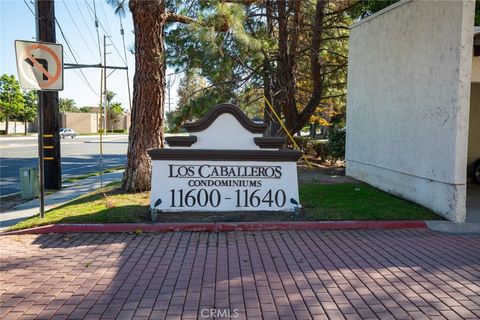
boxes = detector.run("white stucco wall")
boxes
[346,0,475,222]
[192,113,262,150]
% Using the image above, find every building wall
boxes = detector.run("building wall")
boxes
[468,83,480,178]
[0,121,35,134]
[346,0,475,222]
[61,112,99,134]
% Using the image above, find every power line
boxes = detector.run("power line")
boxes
[55,17,99,96]
[85,1,126,65]
[62,1,97,60]
[23,0,34,15]
[91,0,103,62]
[23,0,98,96]
[74,0,100,54]
[99,0,113,40]
[62,46,100,97]
[63,50,98,95]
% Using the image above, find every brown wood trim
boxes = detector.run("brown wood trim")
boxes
[183,103,267,133]
[165,136,197,147]
[254,137,286,149]
[147,149,302,161]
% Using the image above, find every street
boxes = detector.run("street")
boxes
[0,135,127,196]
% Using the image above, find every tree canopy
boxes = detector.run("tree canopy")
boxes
[59,98,78,112]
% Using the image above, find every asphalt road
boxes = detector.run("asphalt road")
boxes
[0,134,127,196]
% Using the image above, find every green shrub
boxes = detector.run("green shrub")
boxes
[328,126,346,163]
[289,137,329,161]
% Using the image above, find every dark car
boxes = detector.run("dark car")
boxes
[59,128,76,139]
[472,159,480,184]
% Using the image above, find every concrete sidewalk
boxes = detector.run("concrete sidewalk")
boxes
[0,172,123,228]
[0,230,479,319]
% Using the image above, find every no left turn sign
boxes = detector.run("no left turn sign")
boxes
[15,40,63,91]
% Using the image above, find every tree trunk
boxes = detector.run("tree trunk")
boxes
[24,120,27,135]
[5,115,8,134]
[122,0,166,192]
[274,0,327,135]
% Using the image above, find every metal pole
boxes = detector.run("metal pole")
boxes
[120,17,132,131]
[99,60,104,189]
[37,92,45,218]
[35,0,61,190]
[103,35,108,135]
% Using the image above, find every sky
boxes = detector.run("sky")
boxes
[0,0,179,112]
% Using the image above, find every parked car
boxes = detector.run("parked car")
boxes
[472,159,480,184]
[59,128,76,139]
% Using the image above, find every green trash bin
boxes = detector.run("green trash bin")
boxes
[19,167,39,200]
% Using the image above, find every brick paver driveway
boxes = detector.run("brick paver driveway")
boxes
[1,230,480,320]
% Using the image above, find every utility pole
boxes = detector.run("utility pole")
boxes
[35,0,61,191]
[103,35,108,135]
[120,21,132,130]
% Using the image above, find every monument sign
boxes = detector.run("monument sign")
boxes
[148,104,301,213]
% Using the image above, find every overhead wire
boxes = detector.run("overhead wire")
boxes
[90,0,103,62]
[99,0,113,40]
[23,0,34,15]
[55,17,99,96]
[73,0,100,54]
[62,0,97,60]
[22,0,98,96]
[85,0,126,65]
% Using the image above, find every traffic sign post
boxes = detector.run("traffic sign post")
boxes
[15,40,63,91]
[15,40,63,218]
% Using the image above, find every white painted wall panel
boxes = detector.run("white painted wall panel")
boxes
[346,0,475,221]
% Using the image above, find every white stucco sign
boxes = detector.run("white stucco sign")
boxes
[148,104,301,213]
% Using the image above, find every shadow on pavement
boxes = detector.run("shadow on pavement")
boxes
[1,229,479,318]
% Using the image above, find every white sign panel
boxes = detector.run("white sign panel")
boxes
[15,40,63,91]
[149,104,302,214]
[151,161,300,212]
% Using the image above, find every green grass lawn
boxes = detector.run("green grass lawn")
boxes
[62,167,124,183]
[300,183,441,221]
[9,182,149,231]
[7,182,441,231]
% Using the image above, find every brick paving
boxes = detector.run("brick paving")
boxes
[0,230,479,320]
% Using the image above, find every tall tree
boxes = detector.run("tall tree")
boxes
[123,0,248,191]
[167,0,353,135]
[107,102,124,130]
[18,91,38,135]
[0,74,24,135]
[59,98,78,112]
[123,0,167,192]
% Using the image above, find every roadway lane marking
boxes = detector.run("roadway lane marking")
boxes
[0,136,127,150]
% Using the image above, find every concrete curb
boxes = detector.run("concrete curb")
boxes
[1,220,426,235]
[425,221,480,235]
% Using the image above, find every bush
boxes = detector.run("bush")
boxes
[289,137,329,161]
[328,126,346,163]
[288,129,345,165]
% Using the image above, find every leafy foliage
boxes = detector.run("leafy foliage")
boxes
[0,74,26,134]
[0,74,24,121]
[166,1,355,136]
[328,126,346,164]
[107,102,124,125]
[59,97,78,112]
[477,1,480,26]
[17,91,37,124]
